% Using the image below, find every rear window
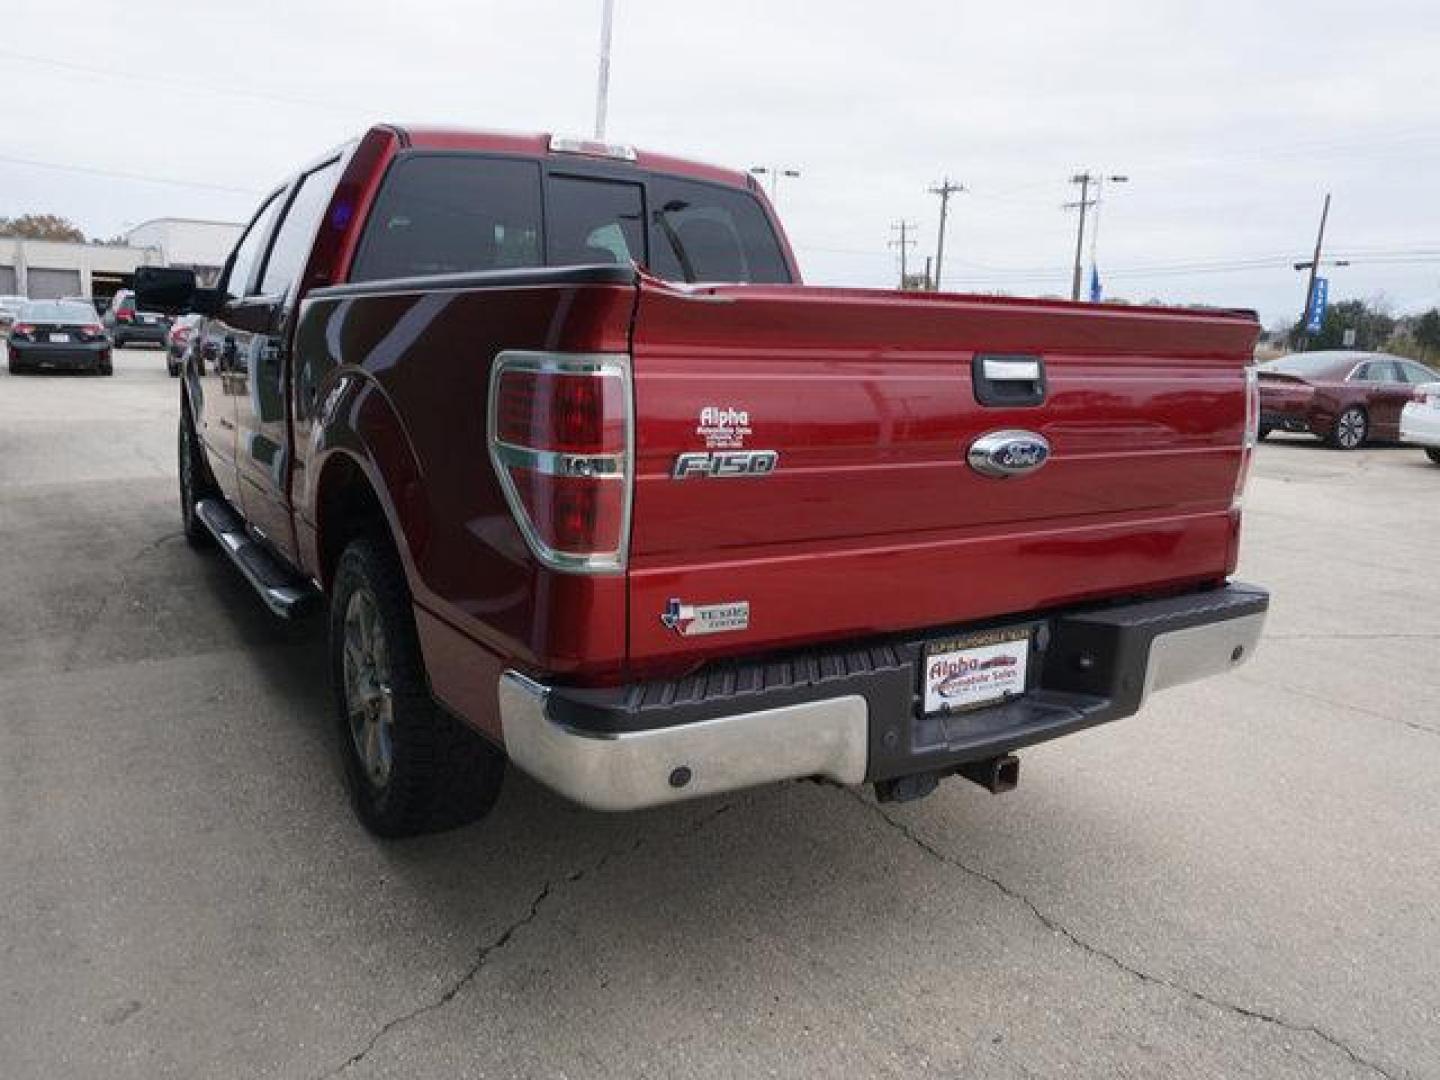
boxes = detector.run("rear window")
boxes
[351,156,542,282]
[1260,355,1349,378]
[647,176,791,284]
[21,301,97,322]
[350,153,792,286]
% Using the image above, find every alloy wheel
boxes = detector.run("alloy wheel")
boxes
[1336,408,1366,449]
[342,585,395,787]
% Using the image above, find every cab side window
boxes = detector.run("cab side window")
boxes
[350,155,543,282]
[224,192,284,299]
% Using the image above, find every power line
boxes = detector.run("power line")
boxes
[0,152,264,196]
[0,48,360,115]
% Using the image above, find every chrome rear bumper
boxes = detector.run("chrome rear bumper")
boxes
[497,583,1268,811]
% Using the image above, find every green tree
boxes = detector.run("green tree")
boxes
[1415,309,1440,358]
[0,213,86,243]
[1289,297,1395,351]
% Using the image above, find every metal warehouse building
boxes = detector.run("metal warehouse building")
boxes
[0,217,241,305]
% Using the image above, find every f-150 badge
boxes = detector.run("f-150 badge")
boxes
[661,598,750,636]
[672,450,779,479]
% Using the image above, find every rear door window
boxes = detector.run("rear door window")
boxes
[647,176,791,284]
[545,175,646,268]
[350,155,543,282]
[225,192,285,298]
[259,159,342,298]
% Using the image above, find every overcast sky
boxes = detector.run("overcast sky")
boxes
[4,0,1438,325]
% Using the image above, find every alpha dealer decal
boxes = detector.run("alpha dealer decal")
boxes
[660,598,750,636]
[696,406,752,449]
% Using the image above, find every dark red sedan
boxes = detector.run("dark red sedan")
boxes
[1258,351,1439,449]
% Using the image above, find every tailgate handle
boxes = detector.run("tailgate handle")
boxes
[972,354,1046,407]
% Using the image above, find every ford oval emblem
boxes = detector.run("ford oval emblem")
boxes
[967,430,1051,478]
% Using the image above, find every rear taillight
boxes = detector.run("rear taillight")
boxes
[171,326,192,345]
[83,323,103,337]
[488,351,632,572]
[11,322,34,337]
[1233,365,1259,509]
[117,309,134,322]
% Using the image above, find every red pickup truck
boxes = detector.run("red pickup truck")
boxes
[137,124,1268,837]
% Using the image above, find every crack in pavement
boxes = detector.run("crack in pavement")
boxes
[1235,672,1440,740]
[847,790,1401,1080]
[317,800,736,1078]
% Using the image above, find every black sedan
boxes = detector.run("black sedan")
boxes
[6,300,113,376]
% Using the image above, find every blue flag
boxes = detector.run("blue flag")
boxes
[1306,277,1329,333]
[1089,265,1102,303]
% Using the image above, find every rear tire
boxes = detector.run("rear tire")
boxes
[329,535,505,838]
[178,406,216,548]
[99,359,113,376]
[167,358,180,377]
[1328,406,1367,450]
[1426,448,1440,466]
[1257,426,1272,441]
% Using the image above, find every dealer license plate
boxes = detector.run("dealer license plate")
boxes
[923,627,1030,714]
[50,333,70,343]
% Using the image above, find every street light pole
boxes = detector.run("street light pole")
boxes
[594,0,615,139]
[1065,171,1127,301]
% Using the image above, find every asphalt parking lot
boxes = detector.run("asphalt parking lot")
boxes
[2,346,1437,1080]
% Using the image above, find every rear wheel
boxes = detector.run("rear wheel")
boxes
[99,357,113,376]
[167,357,180,377]
[1426,448,1440,466]
[178,407,215,547]
[1329,406,1367,450]
[329,535,505,837]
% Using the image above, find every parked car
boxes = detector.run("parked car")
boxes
[6,298,112,375]
[103,288,170,348]
[165,313,203,377]
[0,294,27,332]
[137,124,1268,838]
[1400,381,1440,465]
[1258,350,1439,449]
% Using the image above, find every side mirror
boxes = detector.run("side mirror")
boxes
[135,266,197,315]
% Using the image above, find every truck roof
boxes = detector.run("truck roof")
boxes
[387,124,757,190]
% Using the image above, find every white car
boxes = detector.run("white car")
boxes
[1400,382,1440,465]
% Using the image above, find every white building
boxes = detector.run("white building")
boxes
[123,218,243,284]
[0,217,243,304]
[0,238,164,301]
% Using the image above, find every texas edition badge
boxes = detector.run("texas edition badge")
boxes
[660,598,750,637]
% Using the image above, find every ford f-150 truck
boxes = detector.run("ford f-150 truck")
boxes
[137,125,1268,838]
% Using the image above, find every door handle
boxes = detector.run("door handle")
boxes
[973,354,1047,407]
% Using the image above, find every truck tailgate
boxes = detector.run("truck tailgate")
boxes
[626,280,1258,667]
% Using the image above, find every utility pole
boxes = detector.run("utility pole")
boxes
[928,178,966,291]
[1297,193,1331,352]
[1065,173,1095,301]
[594,0,615,139]
[889,220,917,288]
[1064,171,1128,301]
[749,165,801,201]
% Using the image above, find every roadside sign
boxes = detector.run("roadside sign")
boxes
[1306,277,1329,333]
[1343,328,1357,347]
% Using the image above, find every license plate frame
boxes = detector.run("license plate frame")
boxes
[922,626,1031,715]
